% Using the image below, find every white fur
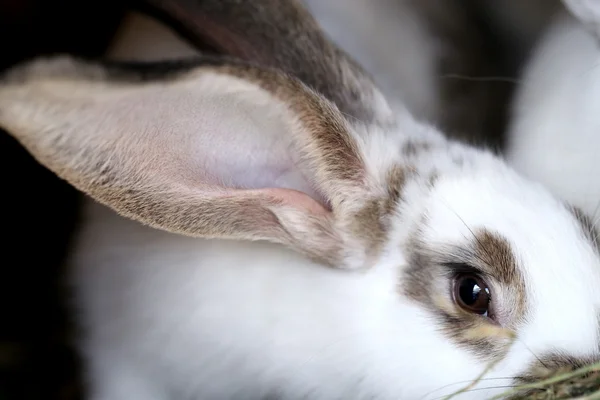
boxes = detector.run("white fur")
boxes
[69,11,600,400]
[506,9,600,220]
[72,133,600,400]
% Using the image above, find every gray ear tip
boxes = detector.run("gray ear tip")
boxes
[0,54,95,85]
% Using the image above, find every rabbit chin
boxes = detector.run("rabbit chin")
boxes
[69,156,600,400]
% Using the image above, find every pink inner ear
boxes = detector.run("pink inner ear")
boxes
[262,188,331,215]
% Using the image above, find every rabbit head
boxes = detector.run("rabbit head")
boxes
[1,0,599,398]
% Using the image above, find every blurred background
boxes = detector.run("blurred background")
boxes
[0,1,123,398]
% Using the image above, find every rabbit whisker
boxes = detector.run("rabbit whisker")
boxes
[419,377,518,400]
[438,74,525,87]
[515,337,549,370]
[440,199,496,265]
[433,384,519,400]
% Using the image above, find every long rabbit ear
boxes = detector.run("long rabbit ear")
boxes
[0,56,397,269]
[130,0,393,125]
[563,0,600,38]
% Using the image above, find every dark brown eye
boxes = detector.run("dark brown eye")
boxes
[453,274,491,316]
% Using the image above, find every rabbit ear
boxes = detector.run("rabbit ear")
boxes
[563,0,600,37]
[131,0,393,125]
[0,56,395,269]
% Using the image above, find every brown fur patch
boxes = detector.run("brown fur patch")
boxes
[473,230,526,318]
[363,165,407,220]
[401,225,524,361]
[347,165,412,265]
[386,165,410,207]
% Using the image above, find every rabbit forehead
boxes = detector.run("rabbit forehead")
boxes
[419,171,600,360]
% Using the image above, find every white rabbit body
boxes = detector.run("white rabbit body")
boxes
[1,3,600,400]
[506,3,600,222]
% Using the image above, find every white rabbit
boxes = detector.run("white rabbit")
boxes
[1,1,599,399]
[505,0,600,224]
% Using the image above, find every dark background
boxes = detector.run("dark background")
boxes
[0,1,124,398]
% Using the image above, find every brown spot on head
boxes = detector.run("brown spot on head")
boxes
[350,164,414,262]
[473,230,527,321]
[568,205,600,253]
[400,225,526,361]
[385,165,410,207]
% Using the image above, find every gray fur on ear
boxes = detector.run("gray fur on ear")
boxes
[132,0,393,124]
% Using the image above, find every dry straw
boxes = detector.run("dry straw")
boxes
[439,327,600,400]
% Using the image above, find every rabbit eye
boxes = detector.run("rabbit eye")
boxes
[453,274,491,316]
